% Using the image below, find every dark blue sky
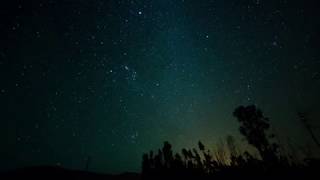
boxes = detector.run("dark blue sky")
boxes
[1,0,319,174]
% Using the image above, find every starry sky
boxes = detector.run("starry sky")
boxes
[1,0,320,174]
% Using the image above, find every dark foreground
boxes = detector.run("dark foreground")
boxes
[1,165,319,180]
[0,166,140,180]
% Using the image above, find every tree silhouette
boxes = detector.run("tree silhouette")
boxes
[142,153,150,175]
[198,141,205,151]
[233,105,278,163]
[141,105,320,179]
[162,141,173,169]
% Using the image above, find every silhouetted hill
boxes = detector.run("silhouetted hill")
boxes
[0,166,140,180]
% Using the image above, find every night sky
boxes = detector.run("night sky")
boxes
[1,0,320,174]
